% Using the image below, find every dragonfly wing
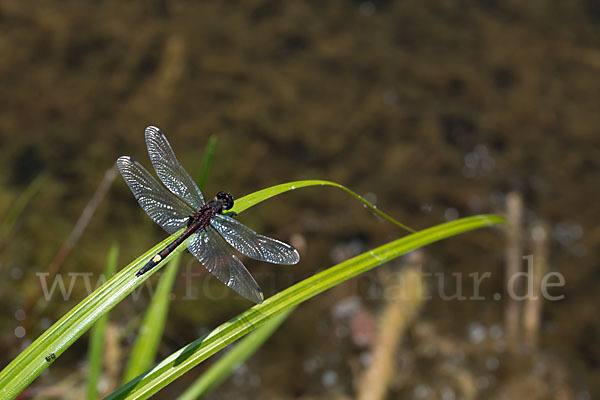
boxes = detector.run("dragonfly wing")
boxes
[117,156,193,234]
[188,227,264,304]
[145,126,205,209]
[211,214,300,265]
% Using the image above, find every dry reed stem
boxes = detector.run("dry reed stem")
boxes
[523,221,548,349]
[357,251,425,400]
[504,191,523,352]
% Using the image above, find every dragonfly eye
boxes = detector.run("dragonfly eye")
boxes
[216,191,234,210]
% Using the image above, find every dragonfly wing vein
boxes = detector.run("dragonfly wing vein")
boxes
[145,126,205,209]
[117,156,192,234]
[211,214,300,265]
[187,228,264,304]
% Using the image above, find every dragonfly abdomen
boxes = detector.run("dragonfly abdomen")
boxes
[136,219,205,276]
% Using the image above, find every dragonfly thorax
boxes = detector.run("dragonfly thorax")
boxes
[190,191,235,228]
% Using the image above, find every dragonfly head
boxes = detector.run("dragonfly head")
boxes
[215,191,234,210]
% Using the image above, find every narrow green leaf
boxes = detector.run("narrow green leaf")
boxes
[106,214,504,399]
[230,180,415,233]
[87,244,119,400]
[178,309,293,400]
[0,234,184,400]
[196,135,217,191]
[122,252,182,383]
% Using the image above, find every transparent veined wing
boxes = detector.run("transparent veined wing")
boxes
[145,126,205,209]
[117,156,193,235]
[211,214,300,265]
[188,227,264,304]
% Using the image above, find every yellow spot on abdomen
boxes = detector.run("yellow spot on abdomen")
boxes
[152,255,162,263]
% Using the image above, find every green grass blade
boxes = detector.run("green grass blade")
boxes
[0,233,185,399]
[0,174,45,239]
[106,214,504,399]
[177,309,294,400]
[122,252,182,383]
[195,135,217,191]
[230,180,415,233]
[87,244,119,400]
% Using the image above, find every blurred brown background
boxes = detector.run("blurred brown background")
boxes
[0,0,598,399]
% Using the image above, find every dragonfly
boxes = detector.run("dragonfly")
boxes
[116,126,299,303]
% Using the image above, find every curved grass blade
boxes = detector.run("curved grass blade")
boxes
[106,214,504,399]
[87,244,119,400]
[177,309,293,400]
[122,252,182,383]
[230,180,415,233]
[0,234,185,400]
